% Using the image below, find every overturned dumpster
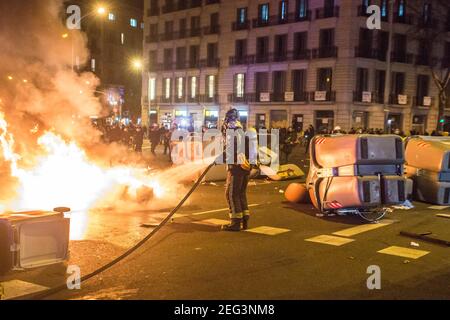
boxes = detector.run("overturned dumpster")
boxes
[405,137,450,205]
[307,135,407,221]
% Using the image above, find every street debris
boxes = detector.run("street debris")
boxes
[410,242,420,247]
[436,214,450,219]
[391,200,415,210]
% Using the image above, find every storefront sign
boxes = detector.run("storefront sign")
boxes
[284,92,294,102]
[423,96,432,107]
[398,94,408,105]
[315,91,327,101]
[362,91,372,103]
[260,92,270,102]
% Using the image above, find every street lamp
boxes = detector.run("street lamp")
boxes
[131,58,143,71]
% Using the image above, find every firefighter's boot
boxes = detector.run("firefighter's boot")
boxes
[222,218,242,232]
[242,213,250,230]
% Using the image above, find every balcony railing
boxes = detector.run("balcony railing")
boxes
[159,96,172,104]
[312,46,338,59]
[310,91,336,102]
[415,55,438,67]
[389,94,409,105]
[353,91,376,103]
[229,51,311,66]
[232,21,250,31]
[162,0,202,14]
[228,93,254,103]
[393,13,414,24]
[413,96,434,108]
[391,52,414,64]
[147,8,160,17]
[203,25,220,35]
[200,58,220,68]
[187,96,200,103]
[174,95,186,103]
[145,35,159,43]
[205,0,220,5]
[200,94,220,103]
[355,47,376,59]
[316,6,340,19]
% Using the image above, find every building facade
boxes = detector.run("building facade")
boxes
[141,0,450,133]
[66,0,144,118]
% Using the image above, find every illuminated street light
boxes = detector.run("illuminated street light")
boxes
[62,33,69,39]
[7,76,13,80]
[131,59,143,71]
[97,6,106,15]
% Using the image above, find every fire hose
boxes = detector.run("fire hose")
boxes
[26,162,216,300]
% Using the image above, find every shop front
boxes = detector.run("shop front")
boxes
[315,110,335,134]
[352,111,369,130]
[411,114,427,135]
[386,113,403,134]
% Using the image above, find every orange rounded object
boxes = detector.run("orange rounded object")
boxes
[285,183,308,203]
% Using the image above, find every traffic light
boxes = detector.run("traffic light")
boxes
[439,119,445,124]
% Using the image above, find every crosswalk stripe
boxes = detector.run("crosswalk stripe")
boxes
[428,205,450,210]
[378,246,430,259]
[245,226,291,236]
[193,219,229,226]
[332,220,395,237]
[175,204,261,218]
[0,280,49,300]
[305,235,355,246]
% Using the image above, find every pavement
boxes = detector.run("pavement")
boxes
[1,143,449,300]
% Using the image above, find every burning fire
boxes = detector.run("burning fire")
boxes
[0,111,164,213]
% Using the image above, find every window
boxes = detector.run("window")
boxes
[356,68,369,93]
[207,75,216,98]
[317,68,333,91]
[397,0,405,17]
[150,23,158,37]
[176,77,184,99]
[189,77,198,98]
[189,45,200,68]
[176,47,186,69]
[273,71,286,100]
[179,18,187,38]
[256,37,269,62]
[375,70,386,101]
[140,22,145,29]
[274,34,288,61]
[319,28,335,48]
[164,78,172,99]
[164,48,173,69]
[91,59,96,72]
[259,3,270,23]
[297,0,309,18]
[255,72,269,96]
[234,73,245,98]
[235,39,247,60]
[416,75,430,103]
[207,43,218,66]
[279,1,288,21]
[294,32,308,58]
[292,70,307,100]
[391,72,405,95]
[148,78,156,101]
[381,0,388,18]
[149,50,157,69]
[130,18,138,28]
[237,7,248,24]
[422,2,432,24]
[121,33,125,45]
[108,13,115,21]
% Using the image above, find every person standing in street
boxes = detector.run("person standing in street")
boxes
[304,125,315,154]
[220,109,254,232]
[149,124,160,156]
[134,126,144,153]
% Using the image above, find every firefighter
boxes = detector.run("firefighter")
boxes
[220,109,255,232]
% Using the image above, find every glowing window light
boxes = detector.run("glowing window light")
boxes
[149,77,156,101]
[177,77,184,99]
[208,75,215,98]
[165,78,171,99]
[191,77,197,98]
[236,73,245,98]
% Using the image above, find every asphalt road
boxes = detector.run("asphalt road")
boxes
[48,176,450,300]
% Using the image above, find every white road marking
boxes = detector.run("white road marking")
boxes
[245,226,291,236]
[175,204,261,218]
[305,235,355,246]
[193,219,229,226]
[0,280,49,300]
[428,205,450,210]
[332,220,395,237]
[378,246,430,259]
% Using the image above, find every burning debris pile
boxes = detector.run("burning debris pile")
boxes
[0,1,206,218]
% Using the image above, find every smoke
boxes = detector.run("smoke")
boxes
[0,0,103,147]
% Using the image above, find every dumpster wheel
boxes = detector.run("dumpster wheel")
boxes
[357,207,388,223]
